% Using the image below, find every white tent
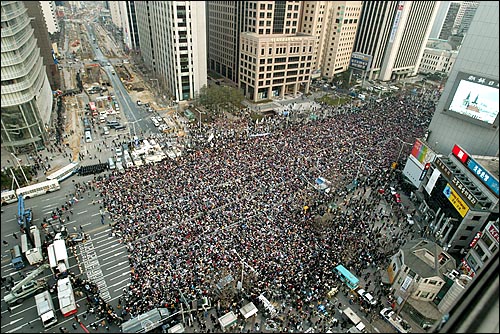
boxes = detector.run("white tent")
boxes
[239,302,258,319]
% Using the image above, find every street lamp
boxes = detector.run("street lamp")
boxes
[232,249,257,291]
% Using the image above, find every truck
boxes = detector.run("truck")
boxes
[25,226,44,265]
[35,290,58,328]
[4,263,49,305]
[48,239,70,278]
[10,244,25,270]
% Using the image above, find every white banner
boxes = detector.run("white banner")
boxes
[425,168,441,195]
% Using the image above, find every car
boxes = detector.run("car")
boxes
[103,126,109,135]
[406,213,414,225]
[115,147,122,157]
[394,192,402,203]
[137,100,142,106]
[357,288,377,306]
[116,156,122,164]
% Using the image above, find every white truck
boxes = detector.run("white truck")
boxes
[35,290,58,328]
[48,238,70,278]
[25,226,44,265]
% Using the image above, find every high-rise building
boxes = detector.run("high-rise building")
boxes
[300,1,362,80]
[122,1,140,52]
[135,1,207,102]
[427,1,499,156]
[353,1,438,81]
[23,1,61,90]
[39,1,60,34]
[419,39,458,75]
[207,1,245,83]
[439,2,461,40]
[208,1,317,101]
[1,1,53,153]
[457,1,478,35]
[108,1,122,29]
[453,1,479,34]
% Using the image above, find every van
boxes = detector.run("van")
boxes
[85,131,92,143]
[108,157,116,170]
[10,245,25,270]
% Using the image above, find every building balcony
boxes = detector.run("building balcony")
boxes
[1,28,33,53]
[0,16,31,38]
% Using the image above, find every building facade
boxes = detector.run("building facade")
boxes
[439,2,461,40]
[461,219,499,278]
[1,1,53,153]
[352,1,399,81]
[427,1,499,156]
[413,143,499,254]
[300,1,362,80]
[453,1,479,34]
[24,1,61,90]
[135,1,207,102]
[39,1,60,34]
[418,39,458,75]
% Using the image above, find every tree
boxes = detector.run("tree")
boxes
[196,85,244,117]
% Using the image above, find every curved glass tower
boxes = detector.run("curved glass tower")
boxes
[1,1,53,153]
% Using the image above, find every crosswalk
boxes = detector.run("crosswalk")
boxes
[76,229,129,302]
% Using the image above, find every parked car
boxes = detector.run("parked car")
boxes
[406,214,415,225]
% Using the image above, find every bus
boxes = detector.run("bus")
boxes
[57,277,77,317]
[46,162,79,182]
[89,101,97,116]
[334,264,359,290]
[1,190,17,205]
[15,180,60,200]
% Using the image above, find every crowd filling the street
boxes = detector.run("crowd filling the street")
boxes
[65,89,437,331]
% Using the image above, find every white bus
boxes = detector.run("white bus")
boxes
[15,179,60,199]
[1,190,17,205]
[57,277,77,317]
[46,162,79,182]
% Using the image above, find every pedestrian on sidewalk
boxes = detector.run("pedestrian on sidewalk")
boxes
[12,233,17,239]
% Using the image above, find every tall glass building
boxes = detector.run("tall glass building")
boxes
[1,1,53,153]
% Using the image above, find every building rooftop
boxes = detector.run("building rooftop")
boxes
[401,239,456,279]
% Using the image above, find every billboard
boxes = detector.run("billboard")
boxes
[445,72,499,126]
[410,139,436,168]
[425,168,441,195]
[350,52,372,71]
[467,158,500,196]
[443,183,470,217]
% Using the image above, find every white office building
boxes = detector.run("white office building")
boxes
[39,1,60,34]
[135,1,207,101]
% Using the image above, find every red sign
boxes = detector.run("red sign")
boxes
[452,144,469,164]
[469,231,482,248]
[488,224,499,243]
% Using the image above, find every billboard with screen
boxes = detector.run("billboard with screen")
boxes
[445,72,499,125]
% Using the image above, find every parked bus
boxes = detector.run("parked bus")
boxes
[334,264,359,290]
[1,190,17,205]
[88,102,97,116]
[15,180,60,200]
[46,162,79,182]
[57,277,77,317]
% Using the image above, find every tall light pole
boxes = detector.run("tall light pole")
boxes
[232,249,257,291]
[10,153,29,185]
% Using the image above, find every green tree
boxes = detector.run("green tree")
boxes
[196,85,244,116]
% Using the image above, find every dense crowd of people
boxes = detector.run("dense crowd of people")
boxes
[94,89,437,323]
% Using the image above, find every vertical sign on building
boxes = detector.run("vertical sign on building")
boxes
[389,2,405,43]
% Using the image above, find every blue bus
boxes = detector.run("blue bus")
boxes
[334,264,359,290]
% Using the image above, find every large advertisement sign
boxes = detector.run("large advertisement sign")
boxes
[467,158,500,196]
[443,184,470,217]
[350,52,372,71]
[452,144,469,164]
[410,139,436,168]
[445,72,499,126]
[425,168,441,195]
